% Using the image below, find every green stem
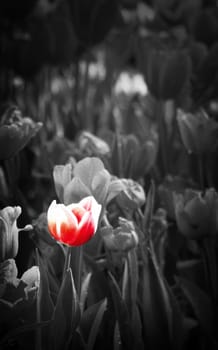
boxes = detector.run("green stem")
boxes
[76,246,83,298]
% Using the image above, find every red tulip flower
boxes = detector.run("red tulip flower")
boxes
[47,196,102,246]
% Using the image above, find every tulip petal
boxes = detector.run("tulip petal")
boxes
[56,206,79,245]
[73,211,96,246]
[80,196,102,229]
[64,177,91,204]
[53,164,72,202]
[47,201,78,245]
[73,157,104,189]
[47,197,102,246]
[91,169,110,205]
[47,201,61,240]
[78,196,94,211]
[0,206,21,261]
[69,206,86,223]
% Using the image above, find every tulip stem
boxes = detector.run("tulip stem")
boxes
[71,246,83,297]
[63,246,83,297]
[77,246,83,298]
[63,245,72,278]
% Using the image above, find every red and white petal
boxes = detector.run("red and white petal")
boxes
[74,211,96,246]
[56,205,78,245]
[47,200,60,240]
[78,196,94,211]
[47,201,78,245]
[67,204,86,224]
[79,196,102,229]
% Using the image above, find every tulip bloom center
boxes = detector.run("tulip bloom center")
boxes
[47,196,102,246]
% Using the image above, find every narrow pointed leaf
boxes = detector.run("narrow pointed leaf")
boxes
[113,321,121,350]
[165,281,187,350]
[143,181,155,233]
[127,250,143,349]
[140,251,171,349]
[108,272,133,350]
[36,251,54,349]
[80,272,92,313]
[122,258,129,302]
[128,249,138,310]
[52,268,80,350]
[86,298,107,350]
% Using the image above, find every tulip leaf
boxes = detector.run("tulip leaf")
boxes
[128,248,138,306]
[113,321,121,350]
[107,271,133,350]
[80,302,101,342]
[37,252,54,321]
[122,252,143,349]
[122,250,138,314]
[127,250,142,333]
[80,272,92,313]
[51,268,80,350]
[143,181,155,233]
[164,281,187,350]
[122,258,128,302]
[86,298,107,350]
[140,250,171,350]
[177,276,215,340]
